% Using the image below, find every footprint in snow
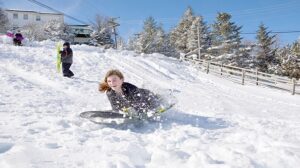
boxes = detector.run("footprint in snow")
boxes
[45,143,61,149]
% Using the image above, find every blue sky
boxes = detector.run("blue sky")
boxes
[2,0,300,44]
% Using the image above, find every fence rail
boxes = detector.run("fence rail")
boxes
[182,56,299,95]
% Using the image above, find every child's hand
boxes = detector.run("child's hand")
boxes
[121,107,138,118]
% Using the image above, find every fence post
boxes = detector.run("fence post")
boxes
[292,78,296,95]
[220,63,223,75]
[273,75,277,85]
[242,70,245,85]
[256,68,258,85]
[180,54,186,61]
[206,61,210,74]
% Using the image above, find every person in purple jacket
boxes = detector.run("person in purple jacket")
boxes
[13,30,24,46]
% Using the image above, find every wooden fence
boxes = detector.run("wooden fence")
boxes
[182,56,299,95]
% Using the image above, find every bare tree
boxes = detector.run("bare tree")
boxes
[43,19,73,41]
[0,2,9,33]
[22,23,45,41]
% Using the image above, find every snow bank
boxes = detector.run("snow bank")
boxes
[0,35,13,44]
[0,35,44,46]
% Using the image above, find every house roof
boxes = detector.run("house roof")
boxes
[68,25,90,27]
[5,9,63,16]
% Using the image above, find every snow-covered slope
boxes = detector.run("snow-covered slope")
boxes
[0,42,300,168]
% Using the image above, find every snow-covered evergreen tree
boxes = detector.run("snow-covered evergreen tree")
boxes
[115,36,126,50]
[236,42,254,68]
[169,6,210,58]
[277,41,300,79]
[255,23,278,72]
[154,24,165,53]
[136,16,158,53]
[291,40,300,60]
[186,16,210,58]
[155,25,178,57]
[210,12,243,64]
[127,35,138,51]
[22,23,44,41]
[289,41,300,78]
[128,17,177,57]
[22,20,73,41]
[170,6,195,53]
[90,15,114,47]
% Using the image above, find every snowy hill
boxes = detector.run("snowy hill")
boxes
[0,42,300,168]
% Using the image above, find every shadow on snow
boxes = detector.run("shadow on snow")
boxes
[83,110,231,134]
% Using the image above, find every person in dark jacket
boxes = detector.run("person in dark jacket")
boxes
[99,69,160,117]
[60,42,74,77]
[13,31,24,46]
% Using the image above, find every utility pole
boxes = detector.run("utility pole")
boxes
[108,17,120,49]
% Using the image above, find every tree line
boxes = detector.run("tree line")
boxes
[128,7,300,79]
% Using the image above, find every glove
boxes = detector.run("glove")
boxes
[157,107,166,113]
[121,107,139,118]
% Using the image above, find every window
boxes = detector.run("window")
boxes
[23,14,28,20]
[36,15,41,21]
[75,29,84,34]
[13,13,18,19]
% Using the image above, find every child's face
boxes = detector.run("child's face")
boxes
[107,75,123,91]
[63,45,68,49]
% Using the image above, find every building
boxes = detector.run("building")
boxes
[3,9,93,44]
[68,25,93,44]
[4,9,64,30]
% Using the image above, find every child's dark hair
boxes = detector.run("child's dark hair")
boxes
[63,42,70,47]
